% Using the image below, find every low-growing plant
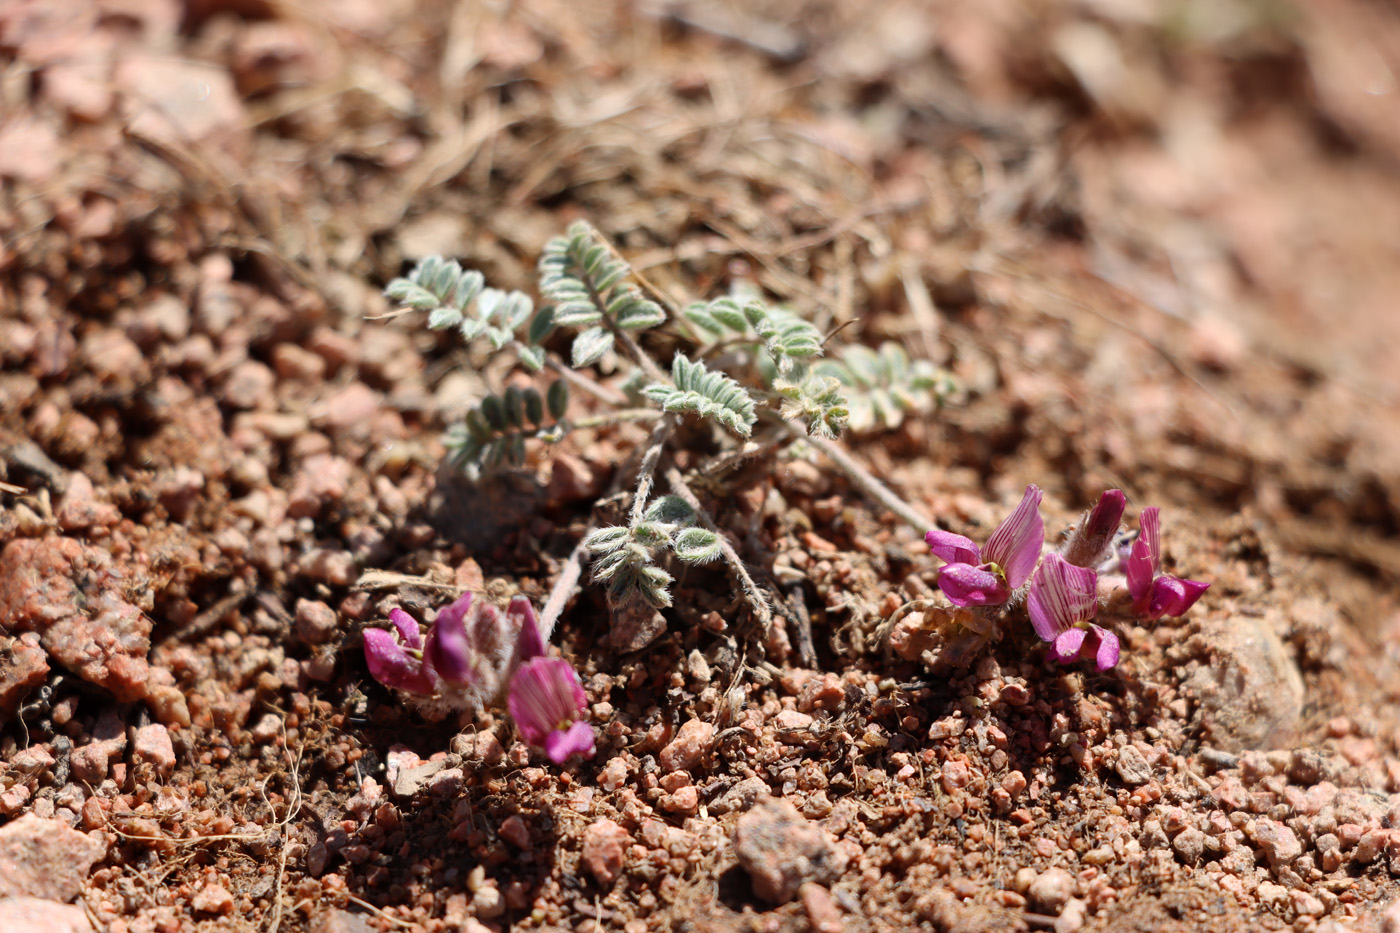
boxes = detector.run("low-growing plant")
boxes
[378,221,957,651]
[363,222,1210,763]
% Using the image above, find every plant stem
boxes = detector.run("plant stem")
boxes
[663,465,773,624]
[538,350,628,406]
[538,538,587,645]
[570,409,662,430]
[629,415,675,526]
[791,428,932,532]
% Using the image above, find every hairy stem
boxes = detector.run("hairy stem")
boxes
[797,430,932,532]
[629,415,676,526]
[663,465,773,624]
[538,537,587,645]
[538,350,628,407]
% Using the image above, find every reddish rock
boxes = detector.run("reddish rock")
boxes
[547,453,607,503]
[581,818,629,885]
[287,454,353,519]
[81,328,147,392]
[733,798,848,903]
[116,53,246,155]
[55,471,120,531]
[311,382,381,436]
[310,909,375,933]
[1249,818,1303,869]
[295,599,339,646]
[1027,867,1075,913]
[0,538,151,702]
[132,723,176,776]
[0,897,94,933]
[659,718,714,773]
[0,633,49,716]
[191,881,234,916]
[222,360,275,410]
[298,548,357,586]
[0,814,105,901]
[498,815,531,849]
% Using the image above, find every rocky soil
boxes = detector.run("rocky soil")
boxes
[5,1,1400,932]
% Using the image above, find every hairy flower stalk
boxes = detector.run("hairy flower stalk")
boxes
[1123,507,1210,620]
[1060,489,1126,569]
[1028,553,1120,670]
[926,485,1044,606]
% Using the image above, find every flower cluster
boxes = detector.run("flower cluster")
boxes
[926,487,1208,670]
[363,593,595,763]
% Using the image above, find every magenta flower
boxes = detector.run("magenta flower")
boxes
[363,606,439,696]
[363,593,536,710]
[507,606,594,762]
[1124,508,1210,620]
[926,485,1044,606]
[1028,552,1120,670]
[509,658,595,763]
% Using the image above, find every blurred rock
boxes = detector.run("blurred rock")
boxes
[1183,611,1303,752]
[581,818,629,885]
[1028,867,1075,914]
[0,814,104,901]
[734,798,848,903]
[0,898,93,933]
[116,53,246,157]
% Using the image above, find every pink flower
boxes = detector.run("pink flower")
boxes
[363,593,536,708]
[1124,508,1210,620]
[363,606,439,696]
[506,601,595,763]
[926,485,1044,606]
[1028,553,1120,670]
[508,658,595,763]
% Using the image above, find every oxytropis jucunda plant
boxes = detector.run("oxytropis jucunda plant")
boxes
[888,487,1208,672]
[363,593,594,763]
[377,221,957,656]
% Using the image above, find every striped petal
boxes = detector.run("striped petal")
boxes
[509,657,589,749]
[984,485,1045,589]
[1028,552,1099,642]
[363,628,438,696]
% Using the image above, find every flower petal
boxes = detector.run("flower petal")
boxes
[1028,553,1099,642]
[509,657,587,748]
[544,720,597,763]
[1091,626,1120,670]
[1062,489,1126,568]
[426,597,476,686]
[511,595,545,662]
[937,563,1010,607]
[363,628,437,695]
[1052,626,1086,663]
[1149,575,1210,619]
[388,608,423,650]
[984,485,1044,589]
[1138,507,1162,573]
[925,529,981,567]
[1124,538,1155,613]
